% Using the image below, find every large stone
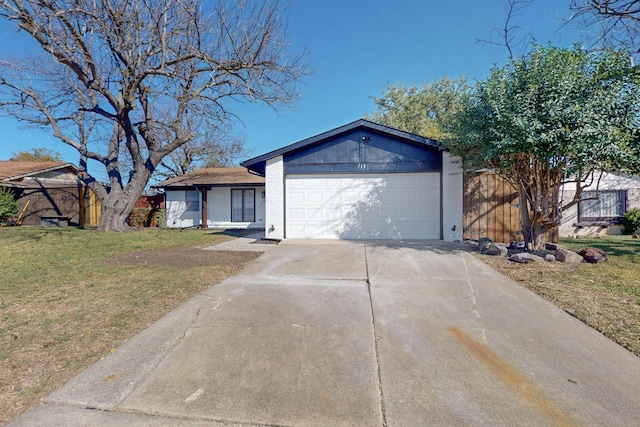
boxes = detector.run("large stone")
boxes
[486,243,508,257]
[578,247,608,264]
[509,252,544,263]
[544,254,556,262]
[555,249,583,265]
[510,241,526,250]
[478,237,493,254]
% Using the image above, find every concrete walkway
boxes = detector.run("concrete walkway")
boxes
[203,231,276,252]
[10,240,640,426]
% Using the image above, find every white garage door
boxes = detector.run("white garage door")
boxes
[285,173,440,239]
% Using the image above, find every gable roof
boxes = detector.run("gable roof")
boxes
[241,119,441,175]
[0,161,76,181]
[153,167,265,189]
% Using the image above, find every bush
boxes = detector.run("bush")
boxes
[0,187,18,220]
[622,208,640,235]
[128,208,165,227]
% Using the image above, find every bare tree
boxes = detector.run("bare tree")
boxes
[0,0,307,231]
[569,0,640,52]
[155,122,249,180]
[477,0,534,60]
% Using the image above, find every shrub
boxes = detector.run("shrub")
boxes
[128,208,165,227]
[0,187,18,220]
[622,208,640,235]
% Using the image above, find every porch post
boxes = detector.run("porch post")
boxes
[200,186,208,228]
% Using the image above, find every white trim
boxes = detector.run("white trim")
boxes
[265,156,284,239]
[442,152,464,242]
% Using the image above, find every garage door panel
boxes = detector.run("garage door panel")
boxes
[289,191,305,203]
[326,208,341,219]
[289,208,305,219]
[286,173,440,240]
[308,191,323,203]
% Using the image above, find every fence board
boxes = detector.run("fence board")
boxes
[463,171,558,244]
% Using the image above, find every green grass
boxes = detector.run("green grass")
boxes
[560,237,640,299]
[0,226,255,425]
[481,235,640,357]
[562,236,640,260]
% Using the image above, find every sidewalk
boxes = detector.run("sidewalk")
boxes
[203,232,278,252]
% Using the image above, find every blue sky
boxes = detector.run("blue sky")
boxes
[0,0,580,181]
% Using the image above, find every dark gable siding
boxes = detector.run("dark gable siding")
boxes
[284,129,441,174]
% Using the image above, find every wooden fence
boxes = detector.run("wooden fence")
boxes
[13,185,101,227]
[463,171,558,243]
[9,185,165,228]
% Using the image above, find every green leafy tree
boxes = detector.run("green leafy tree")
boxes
[11,148,63,162]
[0,187,18,220]
[449,43,640,249]
[366,77,470,141]
[0,0,306,231]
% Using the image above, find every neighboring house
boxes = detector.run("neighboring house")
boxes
[0,161,101,226]
[154,168,265,229]
[559,172,640,237]
[241,119,463,241]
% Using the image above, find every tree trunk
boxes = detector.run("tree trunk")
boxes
[96,169,150,232]
[99,204,135,232]
[528,222,547,251]
[518,189,547,251]
[517,183,560,251]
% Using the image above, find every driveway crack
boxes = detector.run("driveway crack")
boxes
[364,243,388,427]
[462,252,488,344]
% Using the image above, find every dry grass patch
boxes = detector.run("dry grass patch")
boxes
[479,236,640,357]
[0,227,260,425]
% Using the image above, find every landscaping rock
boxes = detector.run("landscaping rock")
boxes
[510,241,526,250]
[578,247,608,264]
[478,237,493,254]
[555,249,583,265]
[486,243,508,257]
[509,252,544,263]
[545,243,558,251]
[544,254,556,262]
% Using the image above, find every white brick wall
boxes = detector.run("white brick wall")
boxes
[265,156,284,239]
[442,152,463,242]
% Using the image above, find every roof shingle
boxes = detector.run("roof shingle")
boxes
[0,161,75,181]
[154,167,264,188]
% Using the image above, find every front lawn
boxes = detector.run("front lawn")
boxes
[0,227,260,425]
[480,236,640,357]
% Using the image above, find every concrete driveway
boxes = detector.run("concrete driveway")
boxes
[11,240,640,426]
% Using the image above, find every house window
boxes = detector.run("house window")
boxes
[579,190,627,221]
[231,189,255,222]
[185,190,199,212]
